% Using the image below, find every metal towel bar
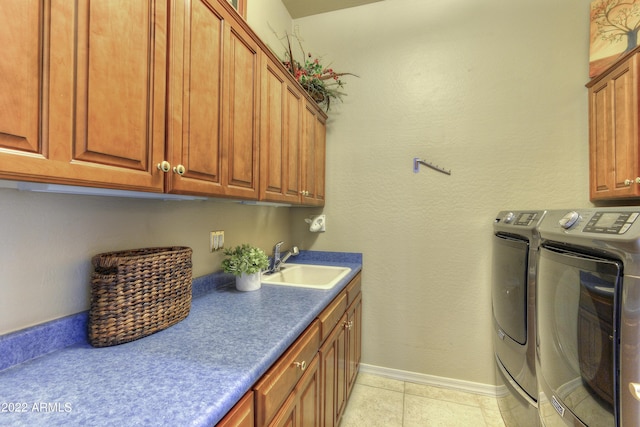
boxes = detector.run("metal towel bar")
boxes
[413,157,451,176]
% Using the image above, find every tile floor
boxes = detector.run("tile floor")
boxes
[341,373,506,427]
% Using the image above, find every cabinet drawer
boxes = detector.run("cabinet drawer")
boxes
[216,391,254,427]
[254,320,320,426]
[318,292,347,342]
[346,273,362,306]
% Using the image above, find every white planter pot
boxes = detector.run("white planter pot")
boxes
[235,272,261,292]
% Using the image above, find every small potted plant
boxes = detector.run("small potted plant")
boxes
[222,244,270,291]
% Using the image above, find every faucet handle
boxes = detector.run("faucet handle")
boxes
[273,241,284,255]
[267,241,285,274]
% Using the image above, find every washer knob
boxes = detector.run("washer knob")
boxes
[559,211,580,229]
[503,212,515,224]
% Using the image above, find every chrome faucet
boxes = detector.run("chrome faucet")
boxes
[267,241,299,273]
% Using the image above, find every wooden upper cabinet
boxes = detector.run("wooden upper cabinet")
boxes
[301,103,326,206]
[260,55,303,204]
[0,1,42,157]
[166,0,225,196]
[72,0,166,189]
[1,0,324,204]
[0,0,167,192]
[167,0,259,199]
[260,53,328,206]
[588,51,640,201]
[314,115,326,205]
[222,20,260,199]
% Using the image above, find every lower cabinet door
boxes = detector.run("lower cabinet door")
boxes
[269,393,297,427]
[297,356,321,427]
[346,294,362,398]
[320,313,347,427]
[269,355,320,427]
[254,321,320,426]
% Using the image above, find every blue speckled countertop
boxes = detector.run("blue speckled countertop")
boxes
[0,251,362,427]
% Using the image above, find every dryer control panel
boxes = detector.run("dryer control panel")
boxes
[499,211,540,226]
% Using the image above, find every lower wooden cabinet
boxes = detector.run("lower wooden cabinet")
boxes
[346,294,362,399]
[218,391,255,427]
[320,275,362,427]
[269,355,321,427]
[320,312,347,427]
[254,321,321,426]
[219,273,362,427]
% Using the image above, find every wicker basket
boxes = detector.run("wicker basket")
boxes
[89,246,193,347]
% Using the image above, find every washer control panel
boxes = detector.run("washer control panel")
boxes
[583,211,640,234]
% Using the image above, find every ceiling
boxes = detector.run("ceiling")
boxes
[281,0,384,18]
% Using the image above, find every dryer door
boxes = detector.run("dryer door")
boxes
[492,233,529,345]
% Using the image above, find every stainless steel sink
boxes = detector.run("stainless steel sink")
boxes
[261,264,351,289]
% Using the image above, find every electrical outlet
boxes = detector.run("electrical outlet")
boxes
[209,230,225,252]
[209,232,216,252]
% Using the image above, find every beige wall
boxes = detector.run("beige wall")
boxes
[1,0,595,388]
[0,188,293,335]
[246,0,293,55]
[289,0,593,385]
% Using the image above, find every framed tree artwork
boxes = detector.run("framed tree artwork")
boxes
[589,0,640,78]
[227,0,246,18]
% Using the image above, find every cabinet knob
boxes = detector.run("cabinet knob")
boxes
[293,360,306,371]
[300,190,310,196]
[630,383,640,401]
[636,177,640,184]
[343,320,353,331]
[157,161,171,173]
[173,164,186,176]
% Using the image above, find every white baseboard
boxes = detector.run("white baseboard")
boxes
[359,363,501,397]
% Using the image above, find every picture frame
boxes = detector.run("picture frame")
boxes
[589,0,640,78]
[227,0,246,19]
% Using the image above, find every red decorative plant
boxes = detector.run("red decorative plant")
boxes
[281,34,357,111]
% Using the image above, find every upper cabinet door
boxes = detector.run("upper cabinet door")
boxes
[260,55,303,204]
[222,16,260,199]
[589,54,640,201]
[313,115,326,205]
[301,102,326,206]
[166,0,225,196]
[0,1,43,157]
[167,0,259,199]
[0,0,167,192]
